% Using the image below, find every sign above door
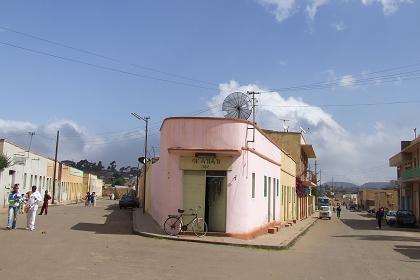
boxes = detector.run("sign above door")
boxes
[180,157,233,171]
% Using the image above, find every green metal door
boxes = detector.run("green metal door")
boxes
[183,170,206,220]
[206,176,227,232]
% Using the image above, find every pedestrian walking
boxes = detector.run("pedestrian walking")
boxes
[90,192,96,207]
[85,192,91,207]
[376,207,384,229]
[337,205,341,218]
[6,184,22,230]
[25,186,42,231]
[39,190,52,215]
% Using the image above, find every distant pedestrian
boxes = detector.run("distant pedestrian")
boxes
[376,207,385,229]
[39,190,52,215]
[6,184,22,230]
[337,205,341,218]
[90,192,96,207]
[26,186,42,231]
[85,192,91,207]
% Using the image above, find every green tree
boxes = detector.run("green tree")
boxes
[112,177,126,186]
[311,186,320,197]
[0,153,12,172]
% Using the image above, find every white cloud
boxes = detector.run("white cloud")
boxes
[257,0,298,22]
[331,21,346,31]
[306,0,330,20]
[361,0,414,15]
[256,0,412,23]
[0,118,150,168]
[339,74,355,87]
[207,80,405,184]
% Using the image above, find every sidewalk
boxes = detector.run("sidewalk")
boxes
[132,210,319,250]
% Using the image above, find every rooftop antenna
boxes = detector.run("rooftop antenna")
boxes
[300,126,307,134]
[280,119,290,132]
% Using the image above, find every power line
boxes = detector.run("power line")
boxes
[259,100,420,108]
[0,25,218,87]
[263,67,420,93]
[0,40,218,91]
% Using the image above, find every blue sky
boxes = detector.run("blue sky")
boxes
[0,0,419,184]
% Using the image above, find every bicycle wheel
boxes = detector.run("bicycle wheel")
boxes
[192,218,208,237]
[164,217,182,236]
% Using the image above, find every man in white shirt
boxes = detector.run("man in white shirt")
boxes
[26,185,42,231]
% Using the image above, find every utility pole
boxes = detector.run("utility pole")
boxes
[414,128,417,139]
[247,91,260,125]
[247,91,260,143]
[52,131,59,204]
[131,113,150,214]
[27,132,35,155]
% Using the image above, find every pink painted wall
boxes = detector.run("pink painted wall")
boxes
[149,117,283,234]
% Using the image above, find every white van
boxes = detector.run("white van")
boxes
[319,206,332,220]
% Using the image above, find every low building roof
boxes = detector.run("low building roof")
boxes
[301,144,316,158]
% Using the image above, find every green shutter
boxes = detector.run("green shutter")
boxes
[264,176,267,197]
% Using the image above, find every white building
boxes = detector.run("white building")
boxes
[0,139,52,207]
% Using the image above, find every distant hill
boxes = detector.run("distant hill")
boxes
[323,182,359,189]
[360,182,392,189]
[322,181,393,191]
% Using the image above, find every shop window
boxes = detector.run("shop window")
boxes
[264,176,267,197]
[252,173,256,198]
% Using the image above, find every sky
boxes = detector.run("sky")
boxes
[0,0,419,184]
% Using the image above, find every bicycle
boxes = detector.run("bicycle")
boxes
[164,207,208,237]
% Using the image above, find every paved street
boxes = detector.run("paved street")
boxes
[0,200,419,280]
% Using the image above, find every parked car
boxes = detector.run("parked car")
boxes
[385,210,397,225]
[119,194,140,209]
[319,206,332,220]
[349,204,356,211]
[367,209,376,214]
[396,210,416,227]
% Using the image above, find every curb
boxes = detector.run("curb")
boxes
[132,216,319,251]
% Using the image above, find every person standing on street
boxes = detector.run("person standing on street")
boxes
[91,192,96,207]
[337,205,342,218]
[39,190,52,215]
[85,192,91,207]
[26,186,42,231]
[376,207,384,229]
[6,184,22,230]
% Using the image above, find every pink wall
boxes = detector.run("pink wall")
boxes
[149,117,283,234]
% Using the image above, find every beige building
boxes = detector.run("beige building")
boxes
[59,163,85,203]
[83,173,103,197]
[389,137,420,224]
[263,131,317,220]
[358,189,398,211]
[280,150,297,222]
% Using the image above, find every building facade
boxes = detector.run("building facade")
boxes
[146,117,299,238]
[389,137,420,224]
[358,189,398,211]
[83,173,104,197]
[1,138,102,207]
[263,131,317,220]
[0,139,51,207]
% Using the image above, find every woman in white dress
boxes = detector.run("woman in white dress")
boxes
[26,185,42,231]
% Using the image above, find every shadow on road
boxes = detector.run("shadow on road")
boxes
[394,245,420,260]
[71,204,133,235]
[332,234,420,242]
[340,218,420,233]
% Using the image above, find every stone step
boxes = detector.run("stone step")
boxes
[267,228,277,234]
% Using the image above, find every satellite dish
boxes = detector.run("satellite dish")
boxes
[222,92,252,120]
